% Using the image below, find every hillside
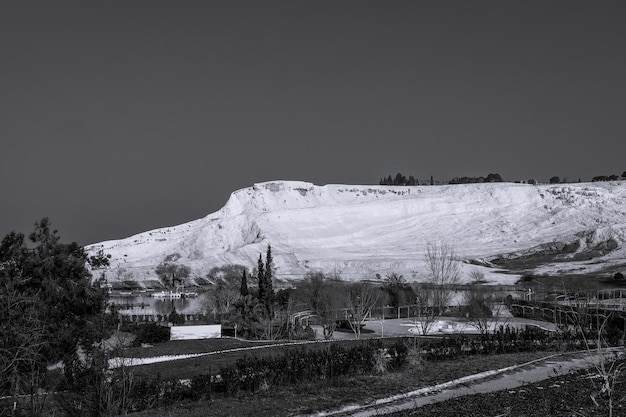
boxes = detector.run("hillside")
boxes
[86,180,626,286]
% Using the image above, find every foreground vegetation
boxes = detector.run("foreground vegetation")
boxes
[50,327,602,416]
[2,219,625,417]
[127,349,569,417]
[388,358,626,417]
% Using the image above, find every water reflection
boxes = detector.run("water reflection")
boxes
[109,294,205,316]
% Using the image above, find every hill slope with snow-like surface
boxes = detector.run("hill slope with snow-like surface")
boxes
[87,181,626,285]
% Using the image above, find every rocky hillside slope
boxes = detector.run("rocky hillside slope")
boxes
[86,181,626,285]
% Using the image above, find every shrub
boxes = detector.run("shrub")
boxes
[132,323,170,346]
[387,339,409,369]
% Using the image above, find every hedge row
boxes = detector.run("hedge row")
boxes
[416,325,562,360]
[201,339,409,397]
[66,326,605,415]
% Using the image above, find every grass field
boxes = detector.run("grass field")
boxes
[124,336,411,379]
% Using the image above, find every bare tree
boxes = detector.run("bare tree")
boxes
[203,280,241,320]
[413,284,437,335]
[469,269,486,284]
[413,241,461,335]
[345,282,380,339]
[296,272,345,339]
[203,266,247,321]
[425,240,461,290]
[462,287,505,335]
[559,288,626,417]
[0,279,49,417]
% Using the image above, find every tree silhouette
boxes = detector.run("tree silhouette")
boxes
[155,261,190,288]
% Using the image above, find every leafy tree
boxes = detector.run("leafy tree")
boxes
[155,260,190,288]
[381,272,415,310]
[485,173,503,182]
[207,264,247,282]
[0,218,108,409]
[622,171,626,179]
[549,176,561,184]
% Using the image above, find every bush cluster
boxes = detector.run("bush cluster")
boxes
[66,327,607,415]
[55,340,409,415]
[124,322,171,346]
[416,326,559,360]
[202,339,408,397]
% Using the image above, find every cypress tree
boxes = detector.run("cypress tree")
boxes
[240,269,249,297]
[257,253,265,302]
[264,245,275,311]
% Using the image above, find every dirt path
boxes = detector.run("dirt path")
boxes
[300,348,624,417]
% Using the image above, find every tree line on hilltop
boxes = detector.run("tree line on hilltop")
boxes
[380,170,626,186]
[379,172,504,186]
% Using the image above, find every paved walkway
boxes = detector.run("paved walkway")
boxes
[300,348,624,417]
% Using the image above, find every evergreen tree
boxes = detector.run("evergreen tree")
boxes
[263,245,275,312]
[0,218,109,401]
[240,269,249,297]
[394,173,406,185]
[256,246,275,316]
[257,253,266,302]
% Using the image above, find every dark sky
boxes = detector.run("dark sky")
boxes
[1,1,625,246]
